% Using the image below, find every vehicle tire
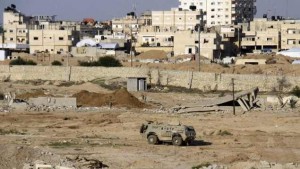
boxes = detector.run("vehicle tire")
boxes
[172,136,183,146]
[147,135,158,145]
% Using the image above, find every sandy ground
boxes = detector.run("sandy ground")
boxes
[0,81,299,169]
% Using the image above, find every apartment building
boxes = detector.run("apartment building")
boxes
[173,30,221,59]
[281,21,300,50]
[241,18,280,53]
[151,10,200,31]
[137,26,174,47]
[111,12,145,37]
[241,18,300,53]
[178,0,256,27]
[1,5,30,50]
[29,29,79,54]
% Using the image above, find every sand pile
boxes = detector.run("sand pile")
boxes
[73,88,145,108]
[137,50,168,59]
[243,54,293,64]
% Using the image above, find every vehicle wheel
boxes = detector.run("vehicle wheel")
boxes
[172,136,183,146]
[147,135,158,145]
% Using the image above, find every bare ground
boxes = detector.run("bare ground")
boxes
[0,81,299,169]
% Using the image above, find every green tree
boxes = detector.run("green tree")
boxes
[291,86,300,97]
[98,56,122,67]
[9,57,37,65]
[78,56,122,67]
[51,60,63,66]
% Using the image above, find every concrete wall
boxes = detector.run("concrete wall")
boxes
[0,65,299,92]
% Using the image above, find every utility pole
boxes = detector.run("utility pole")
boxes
[232,78,236,115]
[130,26,133,67]
[237,27,241,56]
[198,9,203,72]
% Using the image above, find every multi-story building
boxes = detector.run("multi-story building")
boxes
[137,26,174,47]
[29,28,79,54]
[137,25,221,59]
[241,18,300,53]
[241,18,280,53]
[151,10,200,31]
[1,5,30,50]
[111,12,145,37]
[178,0,256,27]
[1,5,80,54]
[281,21,300,50]
[173,30,221,59]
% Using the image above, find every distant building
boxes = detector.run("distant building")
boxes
[173,30,221,60]
[151,10,200,31]
[111,12,145,37]
[178,0,256,27]
[1,4,30,51]
[241,18,300,53]
[29,29,79,54]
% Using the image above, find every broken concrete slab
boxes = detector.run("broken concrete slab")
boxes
[174,87,260,113]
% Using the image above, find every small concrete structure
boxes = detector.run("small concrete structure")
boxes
[127,77,147,92]
[235,59,267,65]
[28,97,77,108]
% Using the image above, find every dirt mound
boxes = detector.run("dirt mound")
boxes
[73,88,145,108]
[242,54,293,64]
[137,50,168,59]
[16,90,51,100]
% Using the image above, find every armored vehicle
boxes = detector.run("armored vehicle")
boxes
[140,121,196,146]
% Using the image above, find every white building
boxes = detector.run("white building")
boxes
[178,0,256,27]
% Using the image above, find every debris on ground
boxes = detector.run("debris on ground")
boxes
[66,156,109,169]
[173,87,261,113]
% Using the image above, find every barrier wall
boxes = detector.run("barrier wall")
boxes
[0,65,299,91]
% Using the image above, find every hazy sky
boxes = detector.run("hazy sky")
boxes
[0,0,300,24]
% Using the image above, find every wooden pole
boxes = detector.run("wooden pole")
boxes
[232,78,236,115]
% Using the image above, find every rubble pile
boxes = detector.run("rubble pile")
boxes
[25,105,76,112]
[65,156,109,169]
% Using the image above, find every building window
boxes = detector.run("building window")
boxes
[59,37,64,40]
[33,37,38,40]
[9,30,13,33]
[10,38,13,41]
